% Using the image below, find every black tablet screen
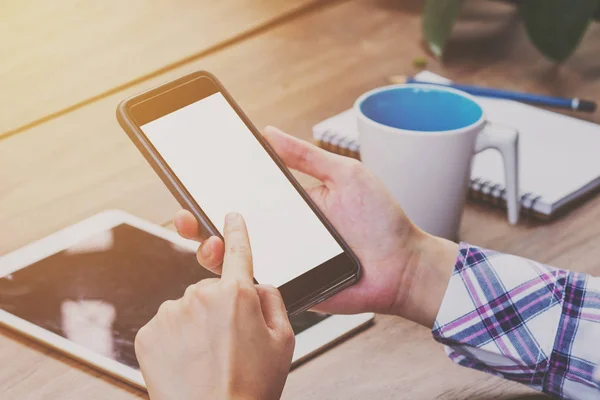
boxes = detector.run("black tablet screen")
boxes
[0,224,329,369]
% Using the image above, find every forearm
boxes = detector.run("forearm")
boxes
[393,231,457,328]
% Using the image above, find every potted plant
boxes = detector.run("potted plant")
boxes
[423,0,600,62]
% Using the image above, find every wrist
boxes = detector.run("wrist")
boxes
[391,229,458,328]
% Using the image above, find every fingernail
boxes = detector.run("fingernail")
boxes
[225,212,241,224]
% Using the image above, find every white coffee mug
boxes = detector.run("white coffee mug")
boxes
[355,84,519,240]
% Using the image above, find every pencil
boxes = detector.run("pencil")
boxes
[389,75,597,113]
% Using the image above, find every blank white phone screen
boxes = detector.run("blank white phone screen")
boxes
[141,92,343,287]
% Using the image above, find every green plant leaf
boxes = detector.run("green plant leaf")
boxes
[422,0,464,58]
[519,0,599,62]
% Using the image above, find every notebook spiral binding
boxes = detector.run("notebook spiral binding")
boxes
[468,178,545,220]
[314,130,361,160]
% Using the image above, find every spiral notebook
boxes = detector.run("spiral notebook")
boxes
[313,71,600,220]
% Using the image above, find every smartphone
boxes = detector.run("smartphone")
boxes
[116,71,361,315]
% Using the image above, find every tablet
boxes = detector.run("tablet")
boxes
[0,210,373,389]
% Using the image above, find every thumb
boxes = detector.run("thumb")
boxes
[263,126,341,182]
[256,284,292,333]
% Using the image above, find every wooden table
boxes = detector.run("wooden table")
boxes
[1,0,599,398]
[0,0,317,136]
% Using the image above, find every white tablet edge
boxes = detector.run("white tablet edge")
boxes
[0,210,374,389]
[0,209,199,277]
[292,313,374,366]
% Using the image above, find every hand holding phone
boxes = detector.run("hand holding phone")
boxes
[117,71,361,315]
[175,126,458,327]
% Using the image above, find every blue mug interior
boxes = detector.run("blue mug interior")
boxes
[359,86,483,132]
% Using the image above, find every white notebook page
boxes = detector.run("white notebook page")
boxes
[473,97,600,214]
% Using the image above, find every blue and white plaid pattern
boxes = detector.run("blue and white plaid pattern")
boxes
[433,243,600,399]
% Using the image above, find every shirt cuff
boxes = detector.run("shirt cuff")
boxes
[432,242,600,397]
[431,242,565,391]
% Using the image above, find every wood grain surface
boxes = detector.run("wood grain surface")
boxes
[0,0,320,136]
[1,0,599,398]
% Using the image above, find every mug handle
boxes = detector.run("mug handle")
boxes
[474,122,520,224]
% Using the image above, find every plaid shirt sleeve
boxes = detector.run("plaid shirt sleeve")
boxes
[432,242,600,399]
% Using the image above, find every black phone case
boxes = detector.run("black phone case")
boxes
[116,71,361,316]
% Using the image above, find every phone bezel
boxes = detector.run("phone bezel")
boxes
[116,71,361,315]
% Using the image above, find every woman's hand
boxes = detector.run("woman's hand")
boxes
[136,213,294,400]
[175,127,457,327]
